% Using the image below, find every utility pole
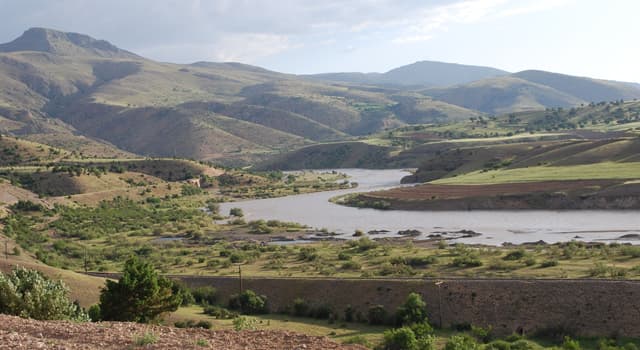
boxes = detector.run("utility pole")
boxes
[233,263,245,294]
[238,264,243,294]
[83,247,88,273]
[435,281,444,329]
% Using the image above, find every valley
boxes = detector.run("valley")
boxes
[1,26,640,350]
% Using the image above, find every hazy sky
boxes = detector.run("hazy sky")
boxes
[1,0,639,82]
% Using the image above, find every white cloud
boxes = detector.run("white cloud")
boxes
[392,0,572,44]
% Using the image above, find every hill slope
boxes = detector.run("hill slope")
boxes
[2,28,639,165]
[307,60,509,87]
[0,28,484,164]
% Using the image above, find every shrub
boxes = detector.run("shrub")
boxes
[510,340,535,350]
[292,298,309,317]
[232,316,258,331]
[99,256,182,323]
[203,305,237,319]
[228,290,268,314]
[471,325,493,343]
[485,340,512,350]
[174,319,212,329]
[342,335,371,348]
[503,249,527,261]
[396,292,430,326]
[368,304,388,325]
[344,304,355,322]
[452,254,482,268]
[133,332,157,346]
[540,259,559,268]
[191,286,217,305]
[0,267,89,321]
[341,260,362,270]
[229,208,244,217]
[445,335,479,350]
[562,336,581,350]
[383,327,418,350]
[311,303,333,319]
[88,304,101,321]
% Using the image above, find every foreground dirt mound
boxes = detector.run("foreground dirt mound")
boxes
[0,315,365,350]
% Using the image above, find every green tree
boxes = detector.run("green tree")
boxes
[99,256,182,323]
[396,292,429,326]
[0,267,88,321]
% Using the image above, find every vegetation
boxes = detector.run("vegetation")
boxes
[99,257,182,323]
[0,267,89,321]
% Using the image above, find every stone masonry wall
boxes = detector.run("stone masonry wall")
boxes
[87,273,640,337]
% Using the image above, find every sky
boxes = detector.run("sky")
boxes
[0,0,639,82]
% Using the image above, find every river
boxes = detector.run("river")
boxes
[220,169,640,245]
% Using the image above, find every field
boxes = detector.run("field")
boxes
[433,162,640,185]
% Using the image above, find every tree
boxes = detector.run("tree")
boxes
[228,289,268,314]
[396,292,429,326]
[99,256,182,323]
[0,267,88,321]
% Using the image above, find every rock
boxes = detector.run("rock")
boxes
[397,229,421,236]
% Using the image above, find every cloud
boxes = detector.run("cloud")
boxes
[392,0,572,44]
[0,0,570,63]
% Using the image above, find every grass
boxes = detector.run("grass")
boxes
[169,306,640,350]
[132,332,157,346]
[169,305,387,346]
[433,162,640,185]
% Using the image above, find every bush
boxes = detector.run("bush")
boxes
[445,335,479,350]
[191,286,217,305]
[383,327,417,350]
[174,319,213,329]
[0,267,89,321]
[452,255,482,268]
[99,256,182,323]
[368,304,388,325]
[292,298,309,317]
[229,208,244,217]
[228,290,268,314]
[485,340,512,350]
[562,336,581,350]
[471,325,493,343]
[232,316,258,331]
[203,305,237,319]
[88,304,101,321]
[503,249,527,261]
[396,292,430,326]
[510,340,535,350]
[342,335,371,348]
[540,259,559,268]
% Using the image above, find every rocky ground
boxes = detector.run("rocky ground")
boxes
[0,315,365,350]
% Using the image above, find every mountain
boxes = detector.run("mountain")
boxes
[423,72,640,114]
[512,70,640,102]
[1,28,639,165]
[0,28,479,164]
[306,60,509,87]
[0,27,139,59]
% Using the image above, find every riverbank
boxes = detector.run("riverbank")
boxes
[343,180,640,210]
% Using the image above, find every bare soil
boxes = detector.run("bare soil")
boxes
[0,314,365,350]
[369,180,618,200]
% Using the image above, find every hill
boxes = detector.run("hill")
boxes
[0,28,483,165]
[2,28,640,165]
[423,72,640,114]
[307,60,509,87]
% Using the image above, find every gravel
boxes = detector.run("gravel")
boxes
[0,314,366,350]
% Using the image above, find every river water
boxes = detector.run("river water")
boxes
[220,169,640,245]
